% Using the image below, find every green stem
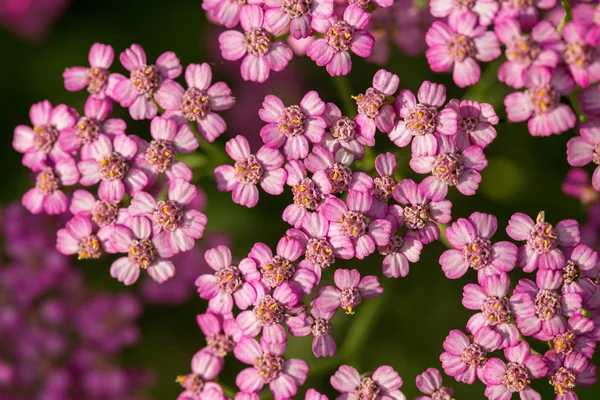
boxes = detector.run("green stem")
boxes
[558,0,572,33]
[567,92,587,123]
[332,75,357,118]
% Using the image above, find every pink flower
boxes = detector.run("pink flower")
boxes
[415,367,454,400]
[410,134,488,201]
[288,298,336,358]
[219,5,293,82]
[109,44,182,120]
[547,313,597,359]
[579,84,600,117]
[561,245,600,305]
[306,4,375,76]
[305,389,328,400]
[63,43,114,98]
[135,117,199,184]
[215,135,287,208]
[282,160,332,228]
[320,102,368,159]
[494,19,562,89]
[77,134,148,202]
[176,349,225,399]
[129,178,207,254]
[392,178,453,244]
[155,63,235,142]
[425,13,501,87]
[70,189,125,228]
[249,236,317,295]
[59,97,126,159]
[369,152,398,217]
[506,211,580,272]
[330,365,405,400]
[462,273,520,348]
[56,215,103,260]
[353,69,399,139]
[389,81,457,156]
[196,245,261,314]
[234,335,308,399]
[561,168,599,205]
[430,0,499,26]
[197,312,243,357]
[321,191,392,259]
[445,99,498,148]
[511,270,583,341]
[378,210,423,278]
[561,21,600,88]
[259,91,327,160]
[544,351,597,398]
[317,268,383,313]
[13,100,76,171]
[264,0,334,39]
[495,0,557,30]
[567,118,600,192]
[483,341,548,400]
[202,0,256,28]
[104,216,175,285]
[573,3,600,28]
[440,212,517,280]
[440,327,502,384]
[22,158,79,215]
[504,66,576,137]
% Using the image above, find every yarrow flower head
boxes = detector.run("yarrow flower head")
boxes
[63,43,114,98]
[440,212,517,280]
[567,118,600,192]
[13,100,76,171]
[176,349,224,400]
[259,91,327,160]
[425,13,501,88]
[561,21,600,88]
[379,207,423,278]
[264,0,335,39]
[506,211,580,272]
[353,69,399,139]
[547,313,598,359]
[155,63,235,142]
[495,0,557,30]
[202,0,253,28]
[219,5,293,83]
[415,367,455,400]
[215,135,287,208]
[429,0,499,26]
[70,189,124,228]
[445,99,498,148]
[389,81,458,156]
[320,102,369,159]
[317,268,383,314]
[544,351,597,398]
[306,4,375,76]
[196,245,261,314]
[22,157,79,215]
[196,311,243,358]
[288,298,337,358]
[109,44,182,120]
[330,364,405,400]
[56,215,104,260]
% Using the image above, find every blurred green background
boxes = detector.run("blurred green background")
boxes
[1,0,598,398]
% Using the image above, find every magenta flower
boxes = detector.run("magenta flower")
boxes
[378,210,423,278]
[317,269,383,314]
[548,313,597,359]
[196,245,260,314]
[567,118,600,192]
[463,273,520,348]
[506,211,580,271]
[58,97,126,159]
[288,298,336,358]
[411,134,488,201]
[70,189,124,228]
[135,117,199,184]
[505,66,576,137]
[430,0,499,26]
[197,312,243,358]
[544,351,597,398]
[155,63,235,142]
[445,99,498,148]
[511,270,583,341]
[330,365,405,400]
[321,191,392,259]
[494,19,562,89]
[392,178,453,244]
[78,134,148,202]
[282,160,332,228]
[63,43,114,98]
[562,21,600,88]
[321,102,368,159]
[259,91,327,160]
[129,178,207,254]
[579,84,600,117]
[56,215,103,260]
[264,0,334,39]
[202,0,253,28]
[177,349,225,399]
[368,152,398,218]
[353,69,399,139]
[13,100,76,171]
[215,135,287,208]
[234,336,308,399]
[495,0,557,30]
[483,340,548,400]
[440,327,502,384]
[249,237,317,295]
[219,5,293,82]
[103,216,175,285]
[561,168,599,205]
[440,212,517,280]
[425,13,501,87]
[109,44,182,120]
[22,158,79,215]
[573,3,600,27]
[306,4,375,76]
[561,245,600,303]
[415,367,454,400]
[236,282,299,337]
[306,389,328,400]
[389,81,457,156]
